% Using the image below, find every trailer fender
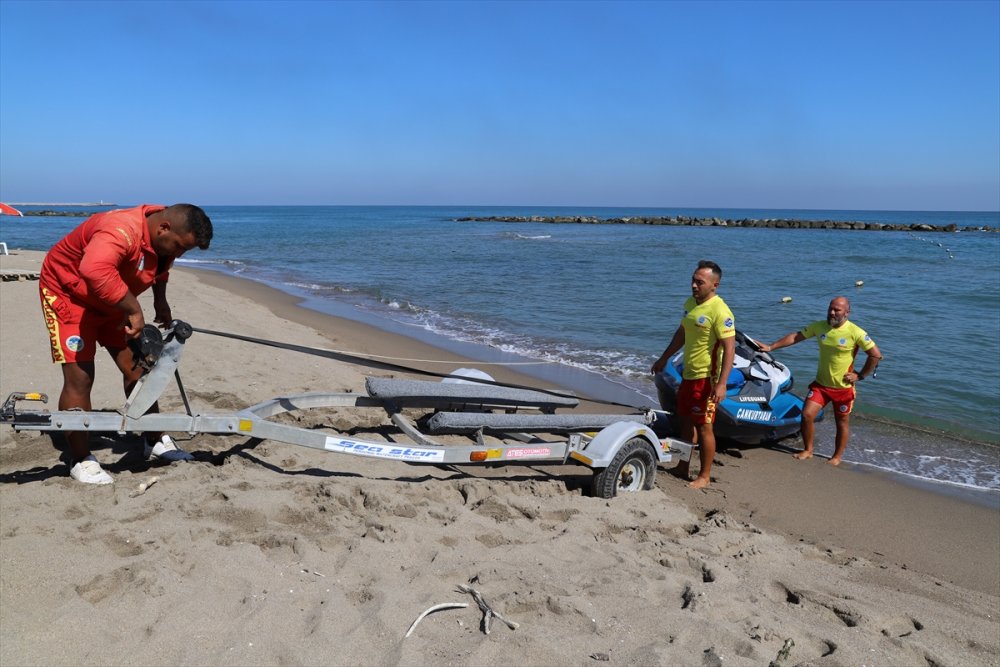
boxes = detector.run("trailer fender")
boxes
[575,421,660,468]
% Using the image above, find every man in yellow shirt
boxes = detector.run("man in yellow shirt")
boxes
[761,296,882,465]
[652,260,736,489]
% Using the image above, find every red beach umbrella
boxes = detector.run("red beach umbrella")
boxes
[0,203,24,216]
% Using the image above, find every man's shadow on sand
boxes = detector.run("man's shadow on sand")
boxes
[0,426,593,493]
[0,432,168,484]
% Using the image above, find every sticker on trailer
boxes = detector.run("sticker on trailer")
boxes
[324,437,445,462]
[506,447,552,459]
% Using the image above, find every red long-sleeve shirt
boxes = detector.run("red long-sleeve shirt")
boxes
[40,205,171,316]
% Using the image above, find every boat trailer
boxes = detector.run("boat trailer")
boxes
[1,321,694,498]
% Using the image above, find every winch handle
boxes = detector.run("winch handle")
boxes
[128,325,165,372]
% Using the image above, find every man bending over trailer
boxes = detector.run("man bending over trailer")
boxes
[39,204,214,484]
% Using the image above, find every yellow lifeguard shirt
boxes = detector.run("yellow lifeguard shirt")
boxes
[681,295,736,381]
[801,320,875,388]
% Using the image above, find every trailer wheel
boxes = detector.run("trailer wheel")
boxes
[590,438,657,498]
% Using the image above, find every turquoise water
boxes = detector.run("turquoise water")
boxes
[4,205,999,490]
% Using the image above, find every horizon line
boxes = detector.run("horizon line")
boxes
[6,203,997,214]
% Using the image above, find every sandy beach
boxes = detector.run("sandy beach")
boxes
[1,249,997,666]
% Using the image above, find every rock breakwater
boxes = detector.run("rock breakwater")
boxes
[456,215,995,233]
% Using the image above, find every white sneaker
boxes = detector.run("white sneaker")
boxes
[144,435,194,462]
[69,456,114,485]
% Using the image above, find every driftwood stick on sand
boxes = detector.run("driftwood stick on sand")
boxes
[457,584,519,635]
[404,602,469,638]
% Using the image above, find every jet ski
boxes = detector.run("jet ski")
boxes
[653,330,819,444]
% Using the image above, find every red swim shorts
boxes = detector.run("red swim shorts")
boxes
[805,382,856,416]
[40,285,127,364]
[677,377,717,426]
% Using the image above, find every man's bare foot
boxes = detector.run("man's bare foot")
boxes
[793,451,813,460]
[688,476,710,489]
[827,457,842,466]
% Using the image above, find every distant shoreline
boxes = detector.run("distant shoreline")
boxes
[457,214,997,233]
[8,202,115,206]
[9,204,115,218]
[14,210,100,217]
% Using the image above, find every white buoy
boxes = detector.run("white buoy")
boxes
[780,296,792,303]
[855,280,864,287]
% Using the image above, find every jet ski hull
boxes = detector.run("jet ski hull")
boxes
[654,331,819,445]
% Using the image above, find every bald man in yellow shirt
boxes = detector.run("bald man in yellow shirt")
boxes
[761,296,882,465]
[652,260,736,489]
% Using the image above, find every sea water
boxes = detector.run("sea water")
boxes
[4,205,998,491]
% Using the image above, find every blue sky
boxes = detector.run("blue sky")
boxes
[1,0,997,210]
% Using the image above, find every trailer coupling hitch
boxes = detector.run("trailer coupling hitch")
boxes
[1,392,49,424]
[128,320,194,372]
